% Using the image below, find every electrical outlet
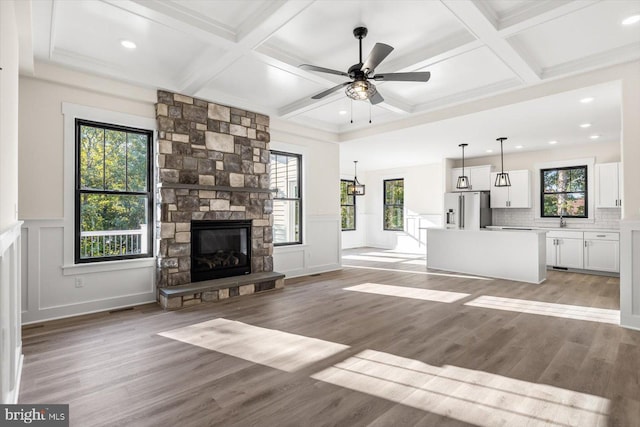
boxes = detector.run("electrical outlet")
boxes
[75,277,84,288]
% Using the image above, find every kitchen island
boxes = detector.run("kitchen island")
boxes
[426,228,547,284]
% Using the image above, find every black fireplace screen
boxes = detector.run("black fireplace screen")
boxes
[191,220,251,282]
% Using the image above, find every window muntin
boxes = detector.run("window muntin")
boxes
[75,119,153,262]
[340,179,356,231]
[540,165,588,218]
[383,178,404,231]
[270,151,302,245]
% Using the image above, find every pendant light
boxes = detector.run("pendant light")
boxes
[456,143,470,189]
[495,137,511,187]
[347,161,365,196]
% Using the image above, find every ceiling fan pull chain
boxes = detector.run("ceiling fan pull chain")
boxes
[351,99,354,124]
[369,102,372,124]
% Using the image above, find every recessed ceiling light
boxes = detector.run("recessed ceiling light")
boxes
[515,145,523,149]
[486,149,493,153]
[120,40,137,49]
[580,123,592,128]
[590,134,600,140]
[339,110,347,115]
[622,14,640,26]
[580,97,594,104]
[548,140,558,145]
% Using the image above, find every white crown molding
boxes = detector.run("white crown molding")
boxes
[541,43,640,80]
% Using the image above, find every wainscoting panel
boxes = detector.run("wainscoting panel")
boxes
[0,221,23,403]
[21,220,156,324]
[274,215,341,278]
[621,219,640,330]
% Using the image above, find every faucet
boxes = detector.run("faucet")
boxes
[559,212,566,228]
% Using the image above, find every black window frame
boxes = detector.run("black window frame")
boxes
[340,179,356,231]
[540,165,588,218]
[270,150,303,246]
[75,119,154,263]
[383,178,404,231]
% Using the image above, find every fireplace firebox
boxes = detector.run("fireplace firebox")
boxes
[191,220,251,282]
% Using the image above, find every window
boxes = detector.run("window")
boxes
[383,178,404,231]
[270,151,302,245]
[75,119,153,263]
[340,180,356,231]
[540,165,588,218]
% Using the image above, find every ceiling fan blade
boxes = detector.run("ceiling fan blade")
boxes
[300,64,349,77]
[311,82,351,99]
[361,43,394,74]
[369,91,384,105]
[373,71,431,82]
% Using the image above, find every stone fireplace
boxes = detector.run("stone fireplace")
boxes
[155,90,279,308]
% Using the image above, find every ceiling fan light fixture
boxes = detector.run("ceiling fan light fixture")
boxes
[345,80,377,101]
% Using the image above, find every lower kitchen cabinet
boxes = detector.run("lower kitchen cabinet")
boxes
[584,232,619,272]
[547,231,584,269]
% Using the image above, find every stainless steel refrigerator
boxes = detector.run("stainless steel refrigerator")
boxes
[443,191,492,229]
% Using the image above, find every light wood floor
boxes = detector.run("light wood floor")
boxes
[19,248,640,426]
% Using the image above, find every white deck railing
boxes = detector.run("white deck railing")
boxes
[80,225,148,258]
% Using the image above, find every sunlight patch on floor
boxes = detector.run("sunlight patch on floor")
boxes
[342,255,410,263]
[312,349,610,427]
[401,259,427,266]
[465,295,620,324]
[360,251,424,259]
[343,264,493,281]
[158,318,349,372]
[344,283,470,303]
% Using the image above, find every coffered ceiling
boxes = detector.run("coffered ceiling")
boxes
[26,0,640,167]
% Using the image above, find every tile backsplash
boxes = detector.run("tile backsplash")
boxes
[492,208,620,230]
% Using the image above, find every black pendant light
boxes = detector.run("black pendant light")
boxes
[495,137,511,187]
[456,143,470,189]
[347,161,365,196]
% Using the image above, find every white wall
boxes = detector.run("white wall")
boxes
[19,66,157,323]
[347,162,442,250]
[0,0,23,404]
[270,120,341,277]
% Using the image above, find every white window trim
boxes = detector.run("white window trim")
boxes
[62,102,157,271]
[534,157,595,225]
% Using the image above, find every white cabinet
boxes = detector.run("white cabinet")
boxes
[450,165,492,191]
[584,232,619,272]
[547,231,584,269]
[595,162,623,208]
[490,170,531,208]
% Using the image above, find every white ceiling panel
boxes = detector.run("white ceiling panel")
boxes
[378,47,518,106]
[41,0,222,86]
[265,0,471,73]
[162,0,271,34]
[205,54,327,110]
[508,1,640,72]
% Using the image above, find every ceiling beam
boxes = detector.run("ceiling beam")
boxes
[441,0,541,84]
[497,0,599,36]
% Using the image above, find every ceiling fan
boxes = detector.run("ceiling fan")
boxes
[300,27,431,105]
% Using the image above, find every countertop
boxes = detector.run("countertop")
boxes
[486,225,620,233]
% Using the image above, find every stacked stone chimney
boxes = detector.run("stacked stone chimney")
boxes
[155,90,273,288]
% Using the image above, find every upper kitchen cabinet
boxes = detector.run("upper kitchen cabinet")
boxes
[595,162,623,208]
[450,165,493,191]
[490,170,531,208]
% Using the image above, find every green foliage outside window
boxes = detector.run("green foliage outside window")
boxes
[541,166,587,218]
[340,180,356,231]
[77,121,152,261]
[383,179,404,231]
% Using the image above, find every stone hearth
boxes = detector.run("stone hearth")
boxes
[155,90,274,292]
